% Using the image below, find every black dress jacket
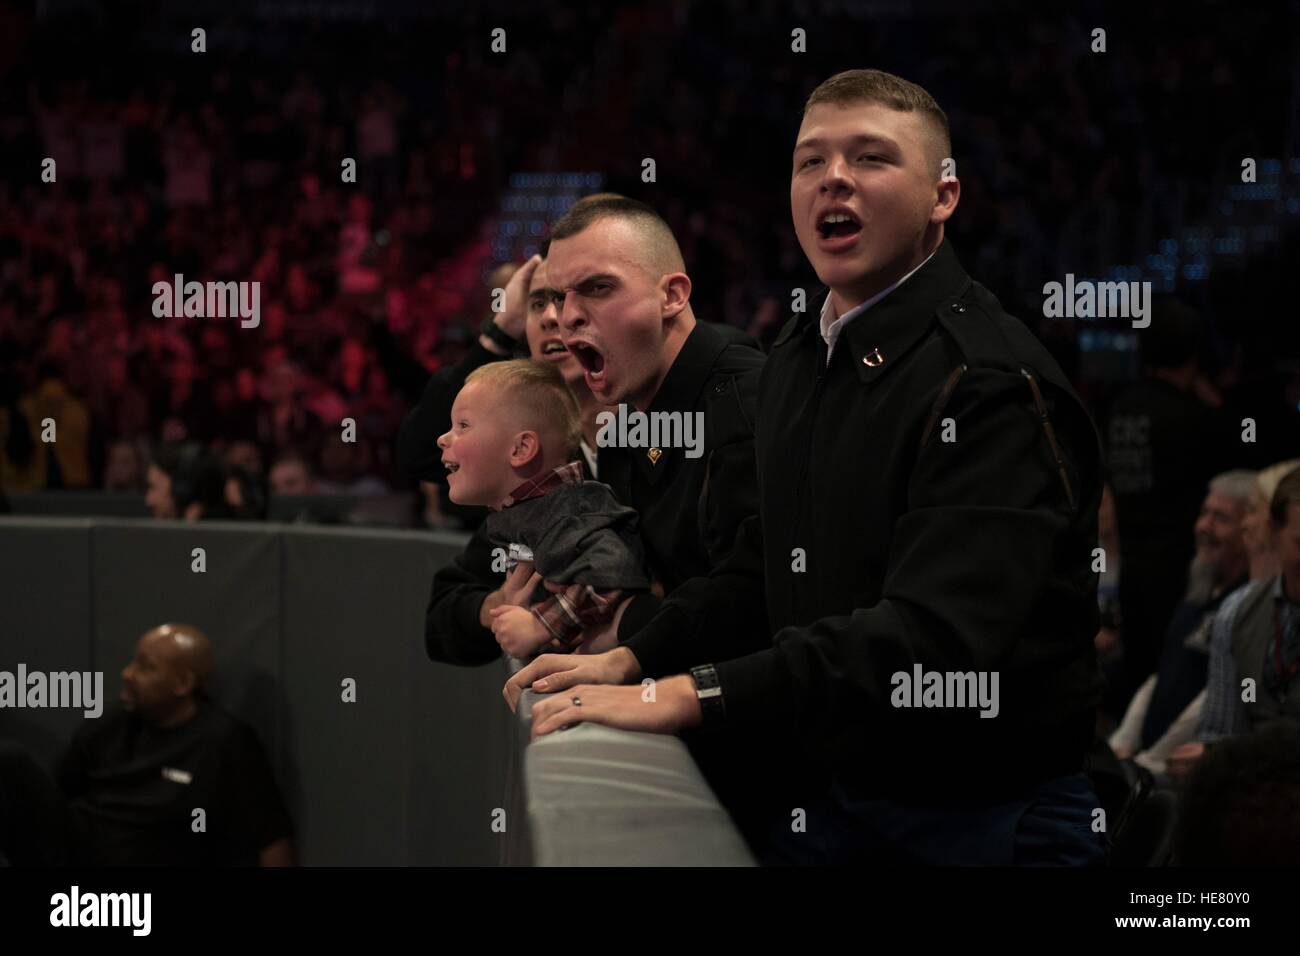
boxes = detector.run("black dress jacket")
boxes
[629,240,1105,802]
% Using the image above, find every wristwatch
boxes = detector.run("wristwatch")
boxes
[689,664,726,725]
[480,315,521,355]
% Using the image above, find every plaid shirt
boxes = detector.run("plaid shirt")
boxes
[531,583,627,649]
[498,460,625,649]
[497,460,585,509]
[1199,576,1300,742]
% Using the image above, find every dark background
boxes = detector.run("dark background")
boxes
[1,0,1298,496]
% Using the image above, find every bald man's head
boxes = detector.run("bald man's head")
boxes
[120,622,214,724]
[153,623,215,685]
[549,195,686,282]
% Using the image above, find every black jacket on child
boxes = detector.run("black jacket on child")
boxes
[482,479,649,591]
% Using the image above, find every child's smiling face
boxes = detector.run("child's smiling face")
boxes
[437,381,518,506]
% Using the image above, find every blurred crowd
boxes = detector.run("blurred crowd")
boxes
[0,3,610,504]
[0,1,1295,519]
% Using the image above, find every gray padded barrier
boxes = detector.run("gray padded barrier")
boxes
[516,689,755,866]
[0,516,751,866]
[0,519,95,770]
[0,518,510,866]
[91,521,282,772]
[5,490,414,527]
[280,525,512,865]
[7,491,150,518]
[501,657,533,865]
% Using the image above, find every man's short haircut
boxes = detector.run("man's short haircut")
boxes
[464,359,583,460]
[803,69,952,173]
[570,191,632,209]
[1208,469,1258,506]
[548,195,686,278]
[1269,464,1300,527]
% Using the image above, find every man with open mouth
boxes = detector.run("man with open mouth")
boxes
[529,195,766,658]
[521,70,1109,867]
[419,195,766,694]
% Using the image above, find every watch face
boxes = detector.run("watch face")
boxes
[691,665,719,691]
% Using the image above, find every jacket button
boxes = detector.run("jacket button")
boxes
[950,302,966,313]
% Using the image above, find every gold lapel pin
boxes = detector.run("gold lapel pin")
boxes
[647,447,663,464]
[863,347,886,367]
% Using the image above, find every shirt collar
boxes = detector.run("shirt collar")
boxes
[498,460,583,510]
[818,247,938,361]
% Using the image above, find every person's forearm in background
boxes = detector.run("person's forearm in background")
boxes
[1108,673,1156,758]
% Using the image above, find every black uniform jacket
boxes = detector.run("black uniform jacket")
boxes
[423,321,765,666]
[629,240,1105,802]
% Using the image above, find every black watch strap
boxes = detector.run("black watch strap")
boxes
[480,315,521,354]
[690,664,726,725]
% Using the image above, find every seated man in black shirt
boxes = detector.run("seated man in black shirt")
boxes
[0,623,293,866]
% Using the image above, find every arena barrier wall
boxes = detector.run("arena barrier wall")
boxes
[0,517,751,866]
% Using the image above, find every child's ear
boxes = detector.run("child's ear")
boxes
[509,430,541,468]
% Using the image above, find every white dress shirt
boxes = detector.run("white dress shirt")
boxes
[818,249,938,365]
